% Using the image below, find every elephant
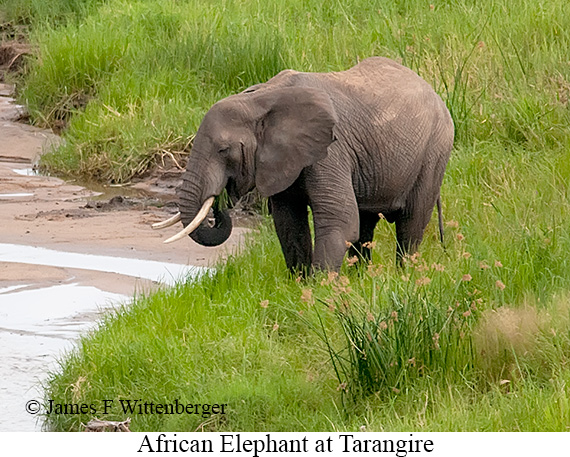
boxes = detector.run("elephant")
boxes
[153,57,454,273]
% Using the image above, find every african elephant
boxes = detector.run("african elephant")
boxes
[153,57,454,273]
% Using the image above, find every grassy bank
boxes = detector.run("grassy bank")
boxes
[2,0,569,181]
[3,0,569,431]
[44,140,570,431]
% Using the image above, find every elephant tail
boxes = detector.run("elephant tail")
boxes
[437,195,444,246]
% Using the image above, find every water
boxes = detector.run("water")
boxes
[0,244,206,431]
[0,244,206,286]
[0,193,34,198]
[0,85,206,431]
[0,284,126,432]
[11,168,39,177]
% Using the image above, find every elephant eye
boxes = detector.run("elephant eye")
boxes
[218,147,230,155]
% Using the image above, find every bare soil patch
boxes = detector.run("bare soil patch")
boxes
[0,40,31,80]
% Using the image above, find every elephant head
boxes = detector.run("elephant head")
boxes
[153,85,337,246]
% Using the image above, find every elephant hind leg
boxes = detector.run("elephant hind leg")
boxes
[394,204,434,264]
[395,161,444,264]
[348,211,380,264]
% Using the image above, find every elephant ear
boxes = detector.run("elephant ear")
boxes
[253,87,337,197]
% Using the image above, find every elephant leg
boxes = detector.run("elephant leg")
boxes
[348,211,380,263]
[394,204,433,263]
[269,192,312,274]
[311,196,359,271]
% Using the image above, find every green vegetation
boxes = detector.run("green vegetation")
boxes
[2,0,570,431]
[2,0,569,181]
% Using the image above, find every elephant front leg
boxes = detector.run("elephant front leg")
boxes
[311,198,359,271]
[269,193,312,274]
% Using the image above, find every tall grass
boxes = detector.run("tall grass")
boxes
[3,0,569,181]
[311,258,485,402]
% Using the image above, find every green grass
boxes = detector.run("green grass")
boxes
[3,0,570,431]
[2,0,569,181]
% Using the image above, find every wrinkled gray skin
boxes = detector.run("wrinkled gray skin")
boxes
[177,57,454,272]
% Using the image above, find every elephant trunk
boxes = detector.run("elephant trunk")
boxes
[172,171,233,247]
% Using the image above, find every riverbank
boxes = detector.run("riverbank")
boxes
[0,84,247,431]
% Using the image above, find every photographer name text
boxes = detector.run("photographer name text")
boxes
[45,399,226,417]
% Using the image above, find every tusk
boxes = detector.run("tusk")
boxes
[163,196,215,244]
[152,212,181,230]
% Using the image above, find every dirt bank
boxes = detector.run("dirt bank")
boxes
[0,82,249,295]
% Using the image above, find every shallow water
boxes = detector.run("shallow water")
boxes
[0,284,126,432]
[0,244,205,431]
[11,168,39,177]
[0,243,205,286]
[0,193,34,198]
